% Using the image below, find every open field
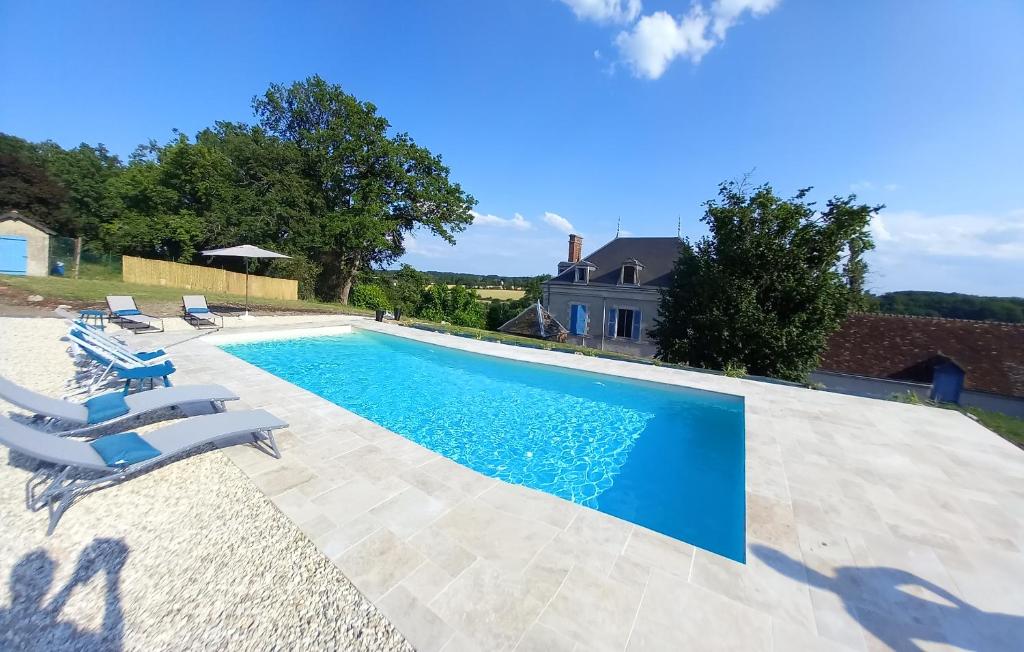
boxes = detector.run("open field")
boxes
[0,275,371,317]
[474,288,526,300]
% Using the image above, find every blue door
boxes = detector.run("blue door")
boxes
[0,236,28,275]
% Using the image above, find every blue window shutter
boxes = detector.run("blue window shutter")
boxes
[569,305,579,334]
[606,308,617,337]
[632,309,642,340]
[579,304,588,335]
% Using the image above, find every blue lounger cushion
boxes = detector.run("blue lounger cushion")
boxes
[84,392,131,424]
[114,309,141,316]
[187,307,210,314]
[135,350,167,360]
[90,432,160,468]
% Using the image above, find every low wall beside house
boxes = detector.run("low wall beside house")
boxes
[122,256,298,301]
[810,370,1024,418]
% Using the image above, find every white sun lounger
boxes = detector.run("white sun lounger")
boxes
[64,331,176,392]
[0,375,238,436]
[182,295,224,329]
[0,409,287,533]
[106,296,164,333]
[65,319,168,362]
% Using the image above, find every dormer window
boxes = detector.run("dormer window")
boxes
[573,260,596,284]
[619,258,643,286]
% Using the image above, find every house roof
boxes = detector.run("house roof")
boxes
[819,313,1024,398]
[0,210,56,235]
[498,301,568,342]
[547,237,683,288]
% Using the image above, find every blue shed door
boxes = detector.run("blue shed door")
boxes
[0,236,28,275]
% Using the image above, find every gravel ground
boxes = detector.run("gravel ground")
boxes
[0,317,412,651]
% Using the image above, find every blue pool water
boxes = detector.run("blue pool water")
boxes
[222,331,746,561]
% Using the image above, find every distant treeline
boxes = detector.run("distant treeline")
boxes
[416,270,551,289]
[872,291,1024,323]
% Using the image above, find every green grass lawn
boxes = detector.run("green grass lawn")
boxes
[0,274,372,317]
[964,406,1024,449]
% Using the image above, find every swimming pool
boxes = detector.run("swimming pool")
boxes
[222,330,746,561]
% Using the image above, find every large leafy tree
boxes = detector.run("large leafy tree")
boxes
[651,181,880,381]
[252,76,476,302]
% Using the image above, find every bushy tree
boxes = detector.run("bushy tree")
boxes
[349,284,390,310]
[418,284,486,328]
[253,76,476,302]
[651,181,880,381]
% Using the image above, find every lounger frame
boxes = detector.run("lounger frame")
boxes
[181,295,224,329]
[106,296,165,333]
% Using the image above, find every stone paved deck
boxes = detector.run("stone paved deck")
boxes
[156,318,1024,651]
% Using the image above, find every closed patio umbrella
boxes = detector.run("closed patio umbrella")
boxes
[200,245,290,318]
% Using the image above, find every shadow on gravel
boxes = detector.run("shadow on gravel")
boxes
[0,538,128,652]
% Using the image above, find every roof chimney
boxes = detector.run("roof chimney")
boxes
[568,234,583,263]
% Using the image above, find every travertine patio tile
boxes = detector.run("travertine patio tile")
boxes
[539,565,642,651]
[310,476,402,524]
[370,486,453,539]
[564,506,634,556]
[515,622,576,652]
[377,585,453,652]
[408,526,478,578]
[316,512,382,560]
[689,546,816,630]
[336,528,425,600]
[250,461,314,497]
[270,487,323,524]
[431,499,558,573]
[400,560,455,604]
[622,524,694,576]
[399,466,469,505]
[419,456,496,497]
[628,574,772,651]
[479,480,579,530]
[771,617,858,651]
[429,561,545,650]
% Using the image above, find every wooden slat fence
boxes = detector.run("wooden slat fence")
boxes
[122,256,298,301]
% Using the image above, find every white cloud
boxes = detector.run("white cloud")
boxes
[851,180,901,193]
[560,0,642,24]
[872,209,1024,261]
[471,210,533,230]
[710,0,780,39]
[404,234,448,258]
[542,211,576,234]
[883,183,901,192]
[613,0,780,79]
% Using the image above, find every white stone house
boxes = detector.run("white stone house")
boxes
[542,234,682,357]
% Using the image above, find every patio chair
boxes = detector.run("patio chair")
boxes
[66,319,168,362]
[182,295,224,329]
[0,375,239,436]
[0,409,287,534]
[64,332,176,393]
[105,296,164,333]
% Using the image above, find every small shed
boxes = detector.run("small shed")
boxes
[0,210,54,277]
[499,301,568,342]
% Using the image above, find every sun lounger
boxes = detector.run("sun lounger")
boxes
[106,296,164,333]
[64,332,176,392]
[68,322,168,364]
[0,375,238,436]
[182,295,224,329]
[0,409,287,533]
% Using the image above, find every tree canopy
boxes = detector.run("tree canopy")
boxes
[873,291,1024,323]
[0,76,476,303]
[650,181,880,381]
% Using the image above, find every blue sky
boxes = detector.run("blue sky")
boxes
[2,1,1022,295]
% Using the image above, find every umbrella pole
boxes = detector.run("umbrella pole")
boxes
[245,258,250,318]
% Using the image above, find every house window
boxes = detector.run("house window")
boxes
[573,267,589,284]
[606,307,643,341]
[621,264,638,285]
[569,303,588,336]
[616,309,635,338]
